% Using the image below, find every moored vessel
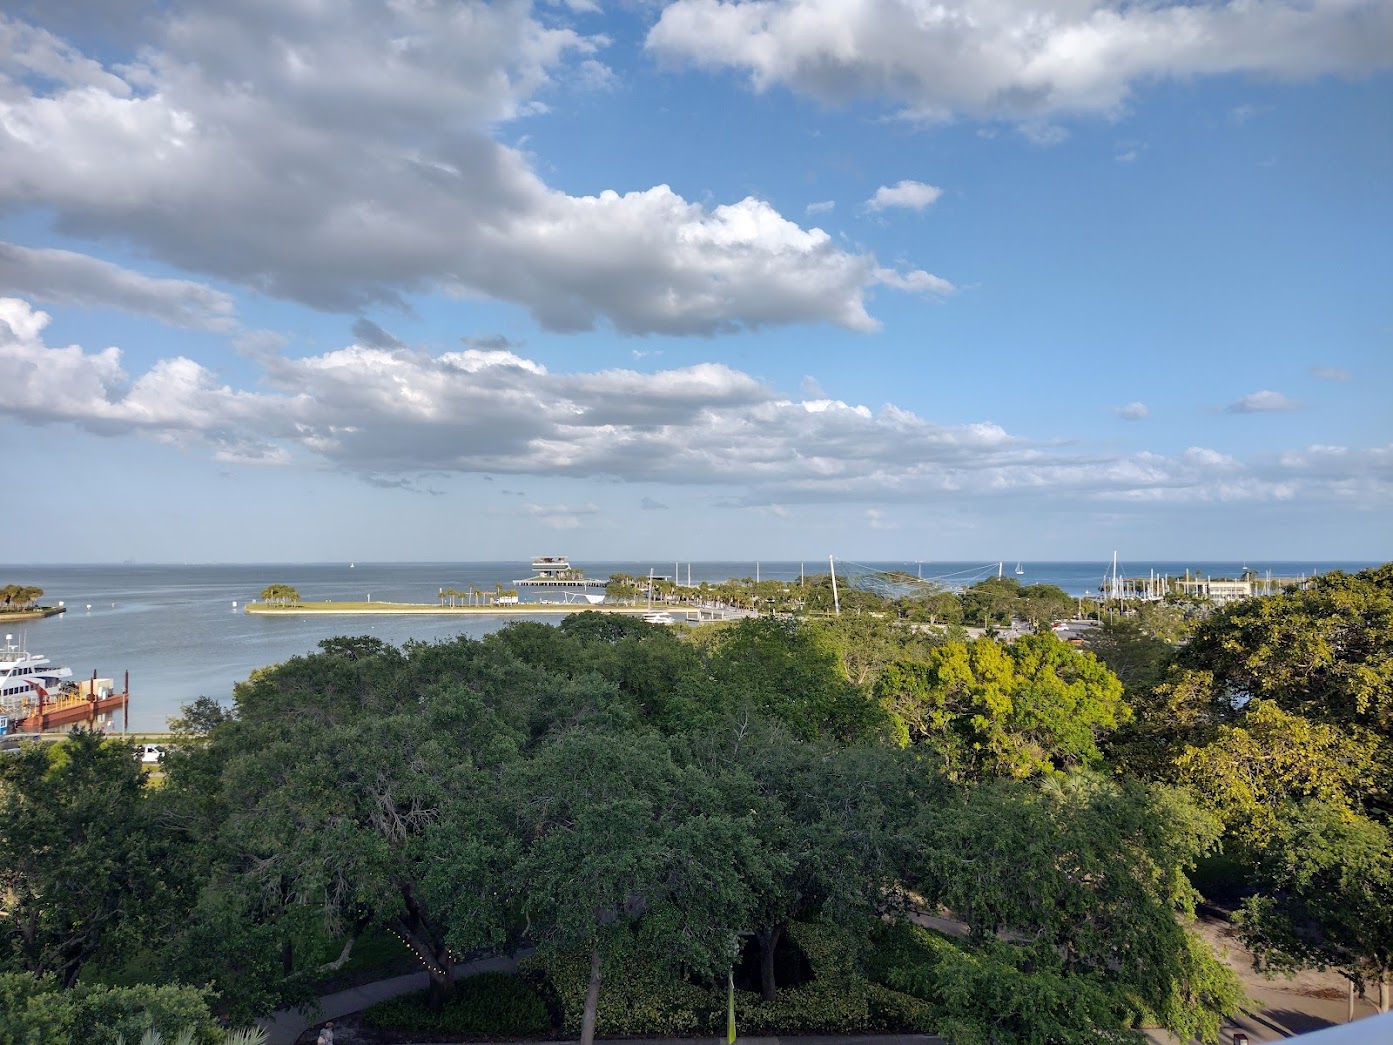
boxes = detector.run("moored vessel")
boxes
[0,634,129,735]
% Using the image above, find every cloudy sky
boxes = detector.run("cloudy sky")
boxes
[1,0,1389,564]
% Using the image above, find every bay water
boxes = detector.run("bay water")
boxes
[0,559,1378,732]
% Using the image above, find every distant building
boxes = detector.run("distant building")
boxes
[1175,576,1253,605]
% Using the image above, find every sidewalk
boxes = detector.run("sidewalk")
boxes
[259,953,520,1045]
[262,916,1389,1045]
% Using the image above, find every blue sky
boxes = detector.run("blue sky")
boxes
[1,0,1389,564]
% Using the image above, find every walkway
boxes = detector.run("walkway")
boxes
[262,919,1389,1045]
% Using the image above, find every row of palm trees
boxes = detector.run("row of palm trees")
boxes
[258,584,302,607]
[1,584,45,612]
[438,583,519,607]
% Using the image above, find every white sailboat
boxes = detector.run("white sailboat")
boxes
[1014,562,1024,576]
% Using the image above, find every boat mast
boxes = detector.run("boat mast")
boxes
[829,555,840,616]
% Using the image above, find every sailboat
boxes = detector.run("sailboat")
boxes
[1014,562,1024,576]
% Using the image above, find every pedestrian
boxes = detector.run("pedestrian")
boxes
[316,1022,334,1045]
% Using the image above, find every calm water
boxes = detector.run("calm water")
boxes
[1,560,1379,731]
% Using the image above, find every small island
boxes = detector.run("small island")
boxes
[245,583,684,618]
[0,584,65,621]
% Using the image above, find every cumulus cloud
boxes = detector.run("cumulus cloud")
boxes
[0,242,235,330]
[1227,390,1304,414]
[0,3,933,335]
[1113,401,1149,420]
[2,296,1385,511]
[647,0,1393,121]
[806,200,835,214]
[866,180,942,211]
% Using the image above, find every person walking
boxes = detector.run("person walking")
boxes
[315,1022,334,1044]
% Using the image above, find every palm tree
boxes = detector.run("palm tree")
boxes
[259,584,301,607]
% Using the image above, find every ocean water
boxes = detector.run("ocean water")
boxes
[0,559,1380,732]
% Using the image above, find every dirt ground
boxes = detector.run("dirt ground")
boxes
[1181,910,1385,1044]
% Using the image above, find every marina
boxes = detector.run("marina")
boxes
[0,634,129,735]
[0,559,1376,733]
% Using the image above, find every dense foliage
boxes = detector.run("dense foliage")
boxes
[5,564,1389,1041]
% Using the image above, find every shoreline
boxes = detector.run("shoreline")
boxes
[0,606,66,622]
[245,602,663,616]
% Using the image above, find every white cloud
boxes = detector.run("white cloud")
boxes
[3,296,1386,513]
[1227,390,1304,414]
[1310,366,1352,382]
[648,0,1393,121]
[0,4,927,336]
[1113,401,1149,420]
[872,267,956,295]
[806,199,835,214]
[866,180,942,211]
[0,242,236,330]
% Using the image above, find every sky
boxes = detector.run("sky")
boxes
[1,0,1390,565]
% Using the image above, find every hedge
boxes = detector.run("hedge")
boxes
[362,971,550,1037]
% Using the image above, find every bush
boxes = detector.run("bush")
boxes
[0,973,222,1045]
[520,946,716,1036]
[362,972,550,1037]
[521,920,937,1038]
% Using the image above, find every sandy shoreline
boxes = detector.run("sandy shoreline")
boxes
[245,603,667,616]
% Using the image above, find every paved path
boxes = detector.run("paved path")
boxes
[258,954,520,1045]
[262,917,1390,1045]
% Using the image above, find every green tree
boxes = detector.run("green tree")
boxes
[1176,563,1393,735]
[960,576,1023,626]
[162,637,528,1010]
[683,720,924,1000]
[502,729,762,1045]
[256,584,300,607]
[874,634,1128,781]
[1235,801,1393,1012]
[909,774,1241,1042]
[0,731,167,988]
[1175,699,1380,852]
[0,585,43,612]
[806,613,945,690]
[680,616,892,743]
[1083,617,1178,694]
[1016,583,1074,628]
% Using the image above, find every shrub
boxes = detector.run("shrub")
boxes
[0,974,224,1045]
[362,971,550,1037]
[521,920,937,1038]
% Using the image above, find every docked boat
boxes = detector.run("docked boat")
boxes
[641,611,675,625]
[0,635,128,734]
